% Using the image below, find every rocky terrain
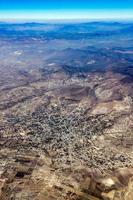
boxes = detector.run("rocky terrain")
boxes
[0,22,133,199]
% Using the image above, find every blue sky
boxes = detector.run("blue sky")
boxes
[0,0,133,20]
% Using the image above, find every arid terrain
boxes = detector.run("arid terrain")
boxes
[0,22,133,200]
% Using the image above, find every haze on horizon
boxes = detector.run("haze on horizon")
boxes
[0,0,133,21]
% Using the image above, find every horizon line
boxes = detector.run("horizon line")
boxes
[0,18,133,23]
[0,9,133,21]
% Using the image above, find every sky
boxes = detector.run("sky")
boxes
[0,0,133,20]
